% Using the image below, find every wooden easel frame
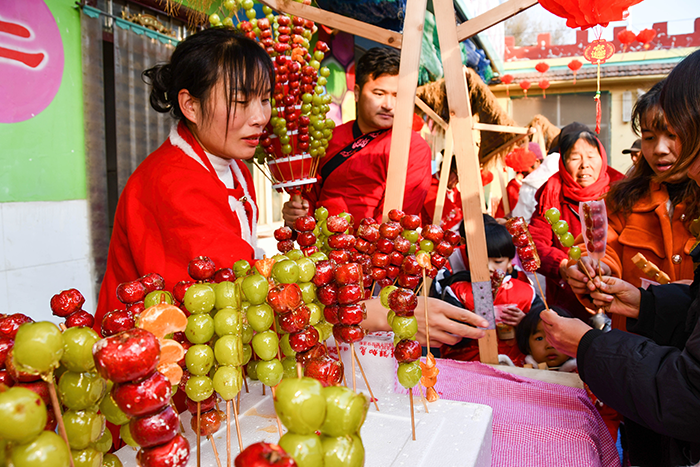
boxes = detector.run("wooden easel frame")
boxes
[260,0,539,364]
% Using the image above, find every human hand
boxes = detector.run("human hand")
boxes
[540,309,592,358]
[282,197,309,227]
[361,297,488,347]
[589,276,641,318]
[498,304,525,326]
[564,256,612,294]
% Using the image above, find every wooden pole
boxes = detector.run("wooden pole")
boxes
[433,0,498,363]
[456,0,538,42]
[381,0,428,220]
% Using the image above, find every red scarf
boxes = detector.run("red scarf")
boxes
[539,140,622,209]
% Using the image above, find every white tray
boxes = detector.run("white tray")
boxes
[116,380,493,467]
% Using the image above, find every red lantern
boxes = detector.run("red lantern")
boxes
[501,74,514,97]
[617,29,637,52]
[538,79,550,99]
[535,62,550,74]
[636,28,657,49]
[539,0,643,30]
[519,80,531,98]
[568,59,582,84]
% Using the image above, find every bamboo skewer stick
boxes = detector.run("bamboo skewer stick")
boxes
[208,435,224,467]
[270,385,284,437]
[409,391,416,441]
[533,274,550,310]
[422,271,431,350]
[418,384,429,414]
[242,366,249,393]
[352,343,379,411]
[47,376,74,467]
[197,402,201,467]
[226,400,231,467]
[335,340,347,387]
[232,395,243,454]
[350,344,357,393]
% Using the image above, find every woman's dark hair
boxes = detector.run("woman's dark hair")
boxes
[515,306,571,355]
[607,80,700,219]
[355,47,400,91]
[658,49,700,181]
[558,123,601,163]
[143,28,274,130]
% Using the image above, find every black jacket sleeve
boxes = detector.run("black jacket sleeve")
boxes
[626,284,693,350]
[577,314,700,443]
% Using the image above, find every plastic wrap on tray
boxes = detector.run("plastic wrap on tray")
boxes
[579,200,607,265]
[505,217,541,272]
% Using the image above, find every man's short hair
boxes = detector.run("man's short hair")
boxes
[355,47,400,91]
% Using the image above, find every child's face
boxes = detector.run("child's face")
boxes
[488,256,512,275]
[529,321,570,368]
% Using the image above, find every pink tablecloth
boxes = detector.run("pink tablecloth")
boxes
[398,359,620,467]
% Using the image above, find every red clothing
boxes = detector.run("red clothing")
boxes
[304,120,431,225]
[494,178,522,218]
[96,123,257,325]
[421,174,463,229]
[441,274,536,366]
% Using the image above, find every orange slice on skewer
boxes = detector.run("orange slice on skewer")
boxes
[137,302,187,338]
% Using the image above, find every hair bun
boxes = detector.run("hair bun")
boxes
[143,64,173,113]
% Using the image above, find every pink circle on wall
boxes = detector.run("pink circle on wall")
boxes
[0,0,64,123]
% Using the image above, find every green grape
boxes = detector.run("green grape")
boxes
[391,316,418,340]
[63,410,105,450]
[144,290,173,308]
[214,281,241,310]
[408,244,417,254]
[297,259,317,283]
[544,207,561,224]
[0,438,5,467]
[402,229,419,243]
[279,134,291,145]
[380,285,398,308]
[309,252,328,262]
[119,423,138,448]
[241,274,269,305]
[286,249,304,261]
[280,333,296,358]
[242,344,253,365]
[234,260,251,278]
[298,282,317,304]
[322,128,333,139]
[222,16,234,27]
[552,220,569,236]
[213,365,242,401]
[186,344,215,376]
[185,375,214,402]
[281,356,297,379]
[272,254,289,263]
[184,283,216,314]
[10,431,71,467]
[185,313,215,344]
[58,371,106,411]
[419,239,434,252]
[246,360,259,381]
[397,361,422,388]
[98,389,129,426]
[252,330,279,361]
[0,387,47,444]
[559,231,575,248]
[103,453,123,467]
[317,147,326,157]
[14,321,63,374]
[281,144,293,155]
[320,386,368,436]
[321,434,364,466]
[320,66,331,78]
[214,307,242,336]
[247,303,274,333]
[272,260,300,284]
[209,13,221,26]
[278,433,323,466]
[301,103,312,114]
[61,327,99,373]
[307,303,322,326]
[257,358,284,387]
[317,77,327,86]
[241,323,254,344]
[214,335,244,366]
[93,427,112,453]
[245,9,256,20]
[302,93,314,104]
[325,119,336,129]
[72,447,102,467]
[315,321,333,342]
[310,59,321,70]
[387,310,396,327]
[569,245,582,260]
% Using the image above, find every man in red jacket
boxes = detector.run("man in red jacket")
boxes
[282,47,432,226]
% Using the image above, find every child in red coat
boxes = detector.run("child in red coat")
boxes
[434,220,544,366]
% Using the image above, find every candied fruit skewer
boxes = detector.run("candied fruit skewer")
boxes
[505,217,549,310]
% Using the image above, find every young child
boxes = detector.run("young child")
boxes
[516,306,576,371]
[435,220,544,366]
[494,145,540,218]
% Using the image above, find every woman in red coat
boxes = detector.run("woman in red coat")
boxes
[528,123,624,320]
[96,29,274,323]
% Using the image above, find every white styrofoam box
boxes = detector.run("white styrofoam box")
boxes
[1,200,91,271]
[116,381,492,467]
[0,271,8,312]
[0,206,6,271]
[327,333,398,396]
[5,259,95,324]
